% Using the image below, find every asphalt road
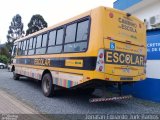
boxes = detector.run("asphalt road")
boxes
[0,69,160,116]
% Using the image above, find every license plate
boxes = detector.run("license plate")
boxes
[120,77,133,80]
[122,68,130,73]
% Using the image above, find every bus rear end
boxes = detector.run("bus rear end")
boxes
[96,7,146,83]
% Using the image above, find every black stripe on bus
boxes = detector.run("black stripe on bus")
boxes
[15,57,97,70]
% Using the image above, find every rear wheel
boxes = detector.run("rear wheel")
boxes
[13,71,20,80]
[42,73,54,97]
[85,88,95,95]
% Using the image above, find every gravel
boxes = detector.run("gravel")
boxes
[0,69,160,115]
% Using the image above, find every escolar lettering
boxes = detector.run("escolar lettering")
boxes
[106,51,144,66]
[34,58,50,66]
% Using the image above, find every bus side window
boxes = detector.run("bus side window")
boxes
[11,44,17,57]
[36,35,42,49]
[25,40,29,55]
[18,41,23,55]
[22,40,26,55]
[42,33,48,47]
[75,20,89,51]
[29,38,33,49]
[36,34,47,55]
[47,28,63,54]
[76,20,89,41]
[65,23,77,43]
[64,19,89,53]
[56,29,64,45]
[33,37,37,53]
[21,41,24,55]
[48,30,56,46]
[28,38,34,55]
[64,42,87,52]
[35,35,42,55]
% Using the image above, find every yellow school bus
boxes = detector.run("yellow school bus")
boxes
[11,6,146,97]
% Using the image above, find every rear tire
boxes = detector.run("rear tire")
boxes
[85,88,95,95]
[13,71,20,80]
[41,73,54,97]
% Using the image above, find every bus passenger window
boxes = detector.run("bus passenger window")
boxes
[29,38,33,49]
[47,28,63,54]
[64,19,89,53]
[36,35,42,48]
[25,40,29,55]
[22,40,26,55]
[42,33,48,47]
[56,29,64,45]
[23,40,26,51]
[11,44,17,56]
[33,37,37,49]
[28,38,35,55]
[64,41,87,52]
[65,23,77,43]
[76,20,89,41]
[48,30,56,46]
[36,34,47,55]
[18,41,23,55]
[47,45,62,54]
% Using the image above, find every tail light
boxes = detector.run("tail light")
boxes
[96,49,105,72]
[99,53,104,58]
[99,66,103,71]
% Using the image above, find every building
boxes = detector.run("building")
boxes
[114,0,160,102]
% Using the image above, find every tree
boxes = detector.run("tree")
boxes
[0,46,9,57]
[0,55,9,64]
[6,14,25,43]
[6,14,24,62]
[26,14,48,35]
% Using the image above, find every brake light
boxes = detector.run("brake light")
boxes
[96,49,105,72]
[99,53,104,58]
[99,66,103,71]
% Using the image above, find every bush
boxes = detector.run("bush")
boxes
[0,55,9,64]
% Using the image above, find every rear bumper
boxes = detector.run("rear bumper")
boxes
[90,71,146,82]
[104,73,146,82]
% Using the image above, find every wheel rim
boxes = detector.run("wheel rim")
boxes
[43,78,50,93]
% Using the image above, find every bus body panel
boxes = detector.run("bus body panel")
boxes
[103,7,146,46]
[101,7,146,81]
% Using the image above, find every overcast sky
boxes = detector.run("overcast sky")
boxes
[0,0,116,44]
